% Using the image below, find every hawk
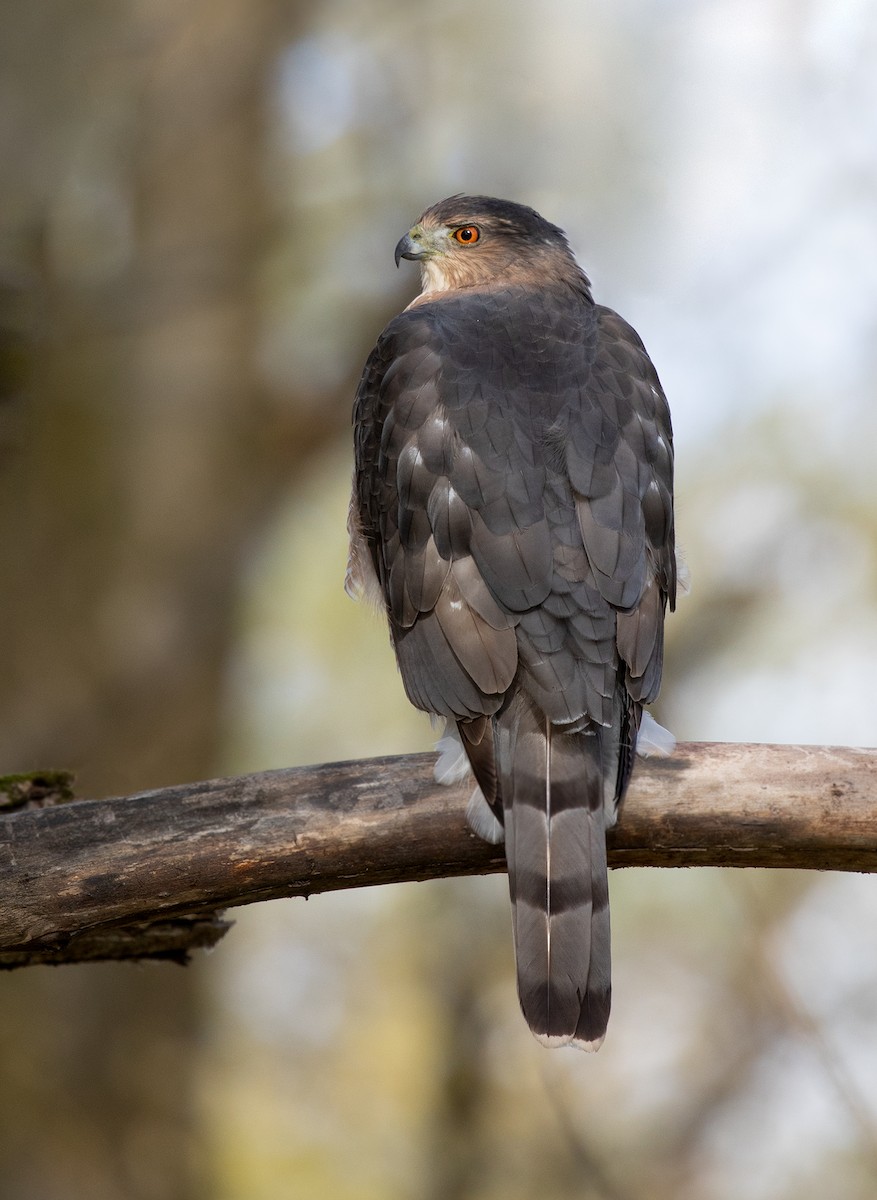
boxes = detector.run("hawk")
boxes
[347,195,676,1049]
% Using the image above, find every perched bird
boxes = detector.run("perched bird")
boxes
[347,195,676,1049]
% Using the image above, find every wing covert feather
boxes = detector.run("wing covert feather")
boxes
[351,290,675,736]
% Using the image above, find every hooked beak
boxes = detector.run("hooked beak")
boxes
[394,229,428,268]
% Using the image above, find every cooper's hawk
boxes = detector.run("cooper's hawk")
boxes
[348,195,676,1049]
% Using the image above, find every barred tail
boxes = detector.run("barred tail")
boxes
[496,698,611,1049]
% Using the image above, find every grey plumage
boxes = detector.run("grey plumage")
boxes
[349,195,675,1048]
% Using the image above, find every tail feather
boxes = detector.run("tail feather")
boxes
[498,698,611,1049]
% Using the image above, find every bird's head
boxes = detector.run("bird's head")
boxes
[394,195,589,296]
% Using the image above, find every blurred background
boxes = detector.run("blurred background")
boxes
[1,1,876,1197]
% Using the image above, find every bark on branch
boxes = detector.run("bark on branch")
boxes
[2,742,875,969]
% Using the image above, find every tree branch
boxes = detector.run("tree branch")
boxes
[2,742,875,968]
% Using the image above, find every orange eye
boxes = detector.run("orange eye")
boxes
[453,225,480,245]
